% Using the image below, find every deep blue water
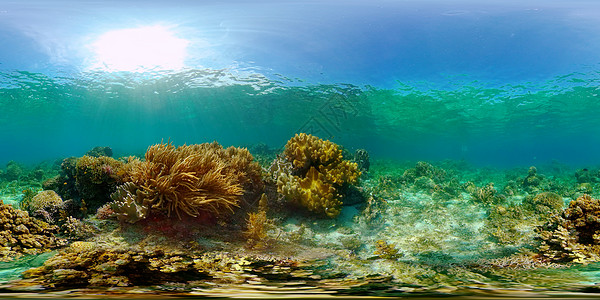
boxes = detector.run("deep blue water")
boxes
[1,0,600,168]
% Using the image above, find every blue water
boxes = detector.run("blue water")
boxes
[4,1,600,297]
[1,0,600,167]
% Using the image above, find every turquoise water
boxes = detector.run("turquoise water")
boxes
[1,70,600,167]
[3,0,600,298]
[1,0,600,168]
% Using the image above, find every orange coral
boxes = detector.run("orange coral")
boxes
[275,133,360,218]
[114,141,261,220]
[244,210,272,249]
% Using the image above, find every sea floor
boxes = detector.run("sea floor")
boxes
[1,156,600,298]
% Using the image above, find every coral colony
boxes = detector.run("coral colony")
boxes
[1,133,600,295]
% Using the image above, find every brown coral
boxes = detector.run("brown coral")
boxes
[275,133,360,218]
[373,240,400,259]
[50,155,125,214]
[244,210,273,249]
[0,202,65,260]
[537,194,600,263]
[523,192,564,215]
[471,183,504,206]
[113,141,262,221]
[21,190,63,214]
[20,243,301,289]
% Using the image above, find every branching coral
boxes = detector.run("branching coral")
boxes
[537,194,600,263]
[274,133,360,218]
[112,142,262,221]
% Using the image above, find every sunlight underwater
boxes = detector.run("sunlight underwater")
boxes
[2,0,600,298]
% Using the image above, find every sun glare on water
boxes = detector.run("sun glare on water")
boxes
[90,25,189,72]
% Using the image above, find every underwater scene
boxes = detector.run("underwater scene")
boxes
[3,0,600,298]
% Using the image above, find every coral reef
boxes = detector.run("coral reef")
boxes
[273,133,360,218]
[399,161,462,200]
[20,190,64,224]
[473,252,565,270]
[522,166,542,189]
[484,205,531,245]
[374,240,400,259]
[575,168,595,184]
[353,149,370,173]
[402,161,447,184]
[111,142,263,222]
[20,242,301,289]
[484,192,564,246]
[73,155,124,212]
[60,216,98,240]
[522,192,564,215]
[0,202,65,261]
[516,166,566,195]
[471,183,505,206]
[537,194,600,263]
[47,154,124,214]
[0,154,597,296]
[85,146,113,158]
[3,161,23,181]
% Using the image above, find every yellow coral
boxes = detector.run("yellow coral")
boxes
[537,194,600,263]
[276,133,360,218]
[244,210,273,249]
[283,134,360,183]
[284,133,341,170]
[278,167,340,218]
[374,240,400,259]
